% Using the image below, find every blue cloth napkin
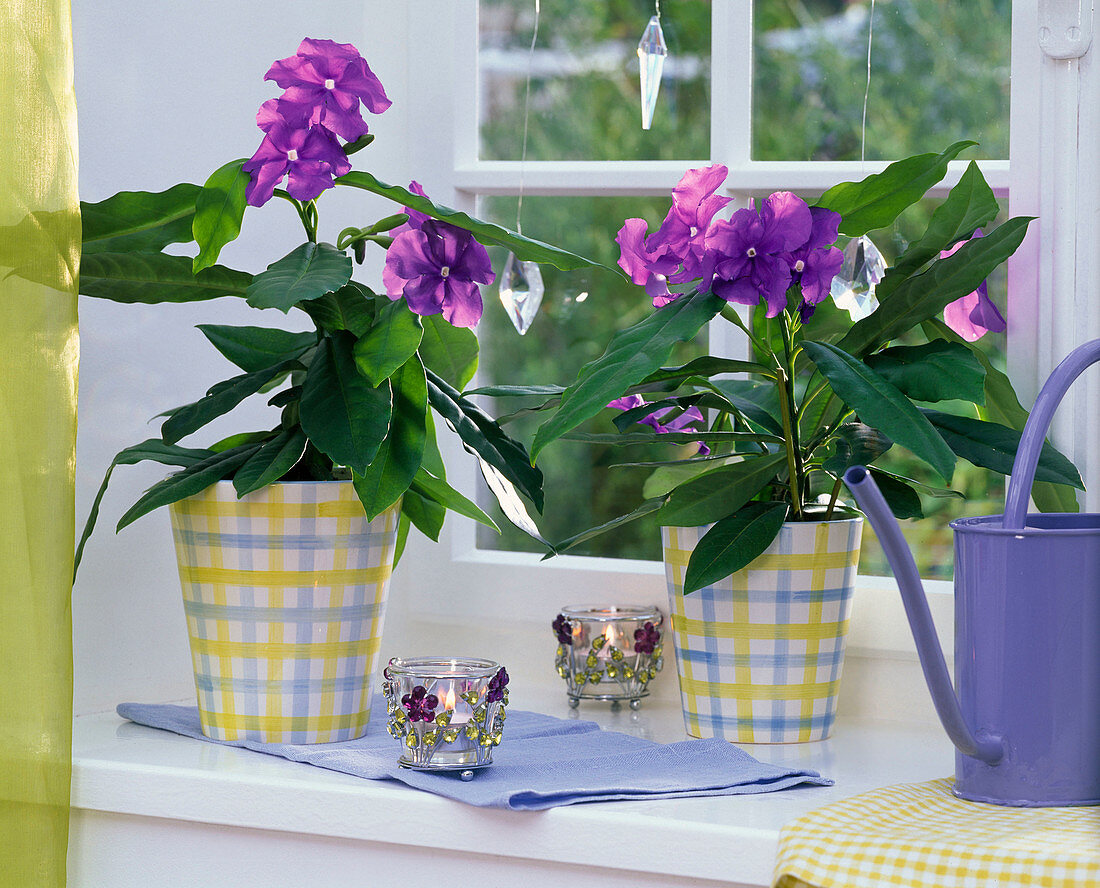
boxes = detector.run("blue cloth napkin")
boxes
[117,697,832,810]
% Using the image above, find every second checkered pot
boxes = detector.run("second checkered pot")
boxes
[662,516,863,744]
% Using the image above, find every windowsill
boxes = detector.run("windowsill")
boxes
[69,688,954,888]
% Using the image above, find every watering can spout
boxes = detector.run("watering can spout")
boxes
[843,466,1004,765]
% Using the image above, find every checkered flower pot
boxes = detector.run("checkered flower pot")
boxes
[169,481,400,744]
[662,517,862,744]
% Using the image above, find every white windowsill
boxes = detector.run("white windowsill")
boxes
[69,683,954,888]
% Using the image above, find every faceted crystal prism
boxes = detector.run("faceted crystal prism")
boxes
[830,235,886,321]
[498,252,545,335]
[637,15,667,131]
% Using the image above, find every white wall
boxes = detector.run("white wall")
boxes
[72,1,418,714]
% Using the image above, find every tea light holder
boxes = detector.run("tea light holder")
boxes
[552,605,664,709]
[382,656,509,780]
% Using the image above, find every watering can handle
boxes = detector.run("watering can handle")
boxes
[1003,339,1100,530]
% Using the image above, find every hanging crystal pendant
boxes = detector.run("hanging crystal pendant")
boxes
[637,15,667,131]
[830,235,886,321]
[498,252,545,335]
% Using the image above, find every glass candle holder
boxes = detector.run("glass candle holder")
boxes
[382,656,508,779]
[552,605,664,709]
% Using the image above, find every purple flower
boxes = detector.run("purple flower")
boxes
[243,122,351,207]
[783,206,844,321]
[608,395,710,455]
[706,192,813,317]
[390,180,432,234]
[401,685,438,722]
[653,164,731,281]
[940,231,1006,341]
[487,667,509,703]
[265,38,391,142]
[615,217,680,306]
[633,621,661,655]
[552,613,573,646]
[383,219,494,327]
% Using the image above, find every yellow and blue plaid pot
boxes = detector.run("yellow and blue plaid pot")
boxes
[662,517,862,744]
[169,481,400,744]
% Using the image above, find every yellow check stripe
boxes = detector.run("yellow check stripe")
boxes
[675,616,849,640]
[663,549,856,571]
[199,710,369,733]
[175,499,368,519]
[180,565,391,586]
[678,676,839,700]
[189,637,381,659]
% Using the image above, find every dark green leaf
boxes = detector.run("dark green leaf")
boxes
[197,324,315,373]
[866,469,924,519]
[837,216,1031,356]
[116,444,261,531]
[612,395,702,432]
[865,340,985,404]
[417,314,479,389]
[81,183,200,254]
[922,409,1084,489]
[426,369,544,511]
[549,497,667,557]
[353,356,427,519]
[353,300,424,387]
[336,171,604,271]
[74,439,214,576]
[532,290,725,459]
[299,332,392,475]
[160,360,299,445]
[232,428,308,497]
[475,457,548,542]
[465,384,566,398]
[192,158,249,273]
[803,341,956,481]
[657,453,788,527]
[401,486,446,541]
[246,241,352,312]
[683,502,789,594]
[79,251,251,304]
[636,356,774,388]
[821,422,893,474]
[210,430,273,452]
[409,468,498,532]
[816,141,976,236]
[705,379,785,436]
[299,281,376,336]
[393,512,411,566]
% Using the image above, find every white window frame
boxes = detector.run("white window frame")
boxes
[398,1,1097,637]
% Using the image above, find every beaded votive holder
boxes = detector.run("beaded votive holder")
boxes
[382,656,509,780]
[552,605,664,709]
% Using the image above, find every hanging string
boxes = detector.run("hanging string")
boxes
[515,0,540,236]
[860,0,876,166]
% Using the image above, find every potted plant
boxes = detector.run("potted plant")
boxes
[492,144,1082,743]
[72,38,594,744]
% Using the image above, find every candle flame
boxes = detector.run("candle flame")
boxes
[441,686,457,710]
[604,625,616,645]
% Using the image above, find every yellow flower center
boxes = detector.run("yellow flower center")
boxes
[286,149,299,162]
[324,78,336,89]
[746,247,757,258]
[440,266,451,278]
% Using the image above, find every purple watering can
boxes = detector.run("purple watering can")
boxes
[845,339,1100,806]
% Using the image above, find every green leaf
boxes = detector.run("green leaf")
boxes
[353,300,424,387]
[921,409,1084,489]
[803,341,956,482]
[160,360,299,445]
[612,395,702,432]
[231,428,308,497]
[837,216,1032,357]
[465,384,566,398]
[816,141,976,236]
[299,281,377,336]
[549,497,666,557]
[210,430,273,452]
[657,453,788,527]
[532,290,724,459]
[116,443,261,531]
[299,332,392,475]
[353,356,427,519]
[74,439,214,577]
[865,340,985,404]
[81,184,200,254]
[475,457,548,543]
[401,487,446,541]
[636,356,774,388]
[197,324,316,373]
[642,456,738,499]
[704,379,785,436]
[564,430,778,447]
[866,469,924,519]
[426,369,544,511]
[336,171,604,271]
[417,314,479,389]
[821,423,893,475]
[393,512,411,566]
[409,468,498,532]
[246,242,353,312]
[683,502,789,594]
[193,158,249,273]
[79,251,251,304]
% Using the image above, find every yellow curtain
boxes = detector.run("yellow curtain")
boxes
[0,2,79,886]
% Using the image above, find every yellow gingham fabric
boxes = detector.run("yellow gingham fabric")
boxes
[663,518,862,743]
[169,481,399,744]
[773,778,1100,888]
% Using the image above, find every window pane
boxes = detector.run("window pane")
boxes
[753,0,1010,161]
[478,0,711,161]
[475,195,706,559]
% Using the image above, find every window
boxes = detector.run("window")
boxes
[399,1,1092,625]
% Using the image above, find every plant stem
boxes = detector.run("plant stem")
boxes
[825,475,843,520]
[776,365,803,519]
[779,313,806,515]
